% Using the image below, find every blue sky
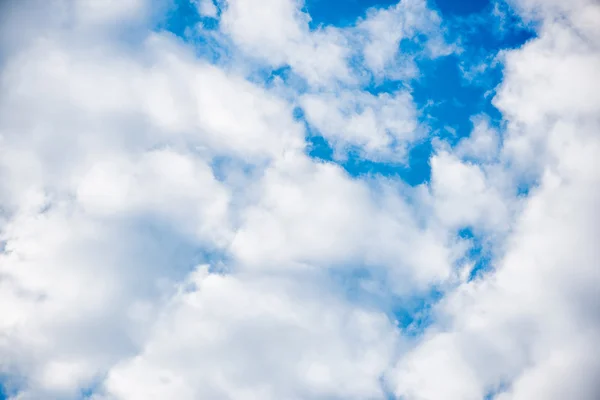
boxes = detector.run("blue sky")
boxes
[303,0,534,184]
[161,0,533,186]
[155,3,539,372]
[0,0,598,399]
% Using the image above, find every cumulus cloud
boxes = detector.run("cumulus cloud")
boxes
[455,116,500,162]
[389,1,600,399]
[301,89,420,162]
[96,267,401,400]
[218,0,446,86]
[0,0,598,399]
[195,0,218,17]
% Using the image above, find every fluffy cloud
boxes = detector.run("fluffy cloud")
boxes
[357,0,449,75]
[0,2,451,398]
[0,0,598,399]
[455,116,500,162]
[95,267,400,400]
[301,89,420,162]
[429,150,511,232]
[220,0,353,86]
[216,0,449,161]
[229,153,458,290]
[195,0,218,17]
[219,0,447,85]
[389,1,600,399]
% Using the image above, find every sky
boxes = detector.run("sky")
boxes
[0,0,599,399]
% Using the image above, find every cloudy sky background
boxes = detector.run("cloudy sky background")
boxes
[0,0,599,399]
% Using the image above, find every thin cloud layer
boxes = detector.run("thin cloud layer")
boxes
[0,0,598,399]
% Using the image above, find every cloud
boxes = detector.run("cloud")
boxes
[454,116,500,162]
[195,0,218,17]
[0,0,598,399]
[0,2,453,398]
[357,0,450,75]
[210,0,451,161]
[300,89,420,162]
[388,0,600,399]
[219,0,353,86]
[95,267,401,400]
[429,150,511,232]
[229,153,458,289]
[218,0,447,86]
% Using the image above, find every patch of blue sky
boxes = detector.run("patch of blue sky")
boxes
[433,0,490,16]
[458,227,494,281]
[79,381,103,399]
[304,0,398,28]
[158,0,535,206]
[248,65,311,96]
[157,1,532,184]
[306,134,433,185]
[393,286,444,336]
[361,230,492,338]
[294,102,433,185]
[304,0,486,28]
[258,66,294,86]
[0,378,17,400]
[411,1,535,142]
[155,0,535,264]
[159,0,218,37]
[157,0,228,63]
[484,381,510,399]
[516,182,533,197]
[302,1,534,183]
[412,54,497,142]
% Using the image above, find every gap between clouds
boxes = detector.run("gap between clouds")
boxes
[0,0,598,399]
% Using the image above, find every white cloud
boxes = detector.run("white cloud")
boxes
[357,0,448,76]
[6,34,304,157]
[219,0,352,86]
[74,0,148,26]
[388,0,600,398]
[218,0,447,86]
[76,148,232,245]
[195,0,218,17]
[455,116,500,162]
[301,89,420,162]
[0,0,598,399]
[214,0,449,161]
[0,2,457,398]
[428,149,513,234]
[94,267,401,400]
[229,153,458,289]
[392,140,600,398]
